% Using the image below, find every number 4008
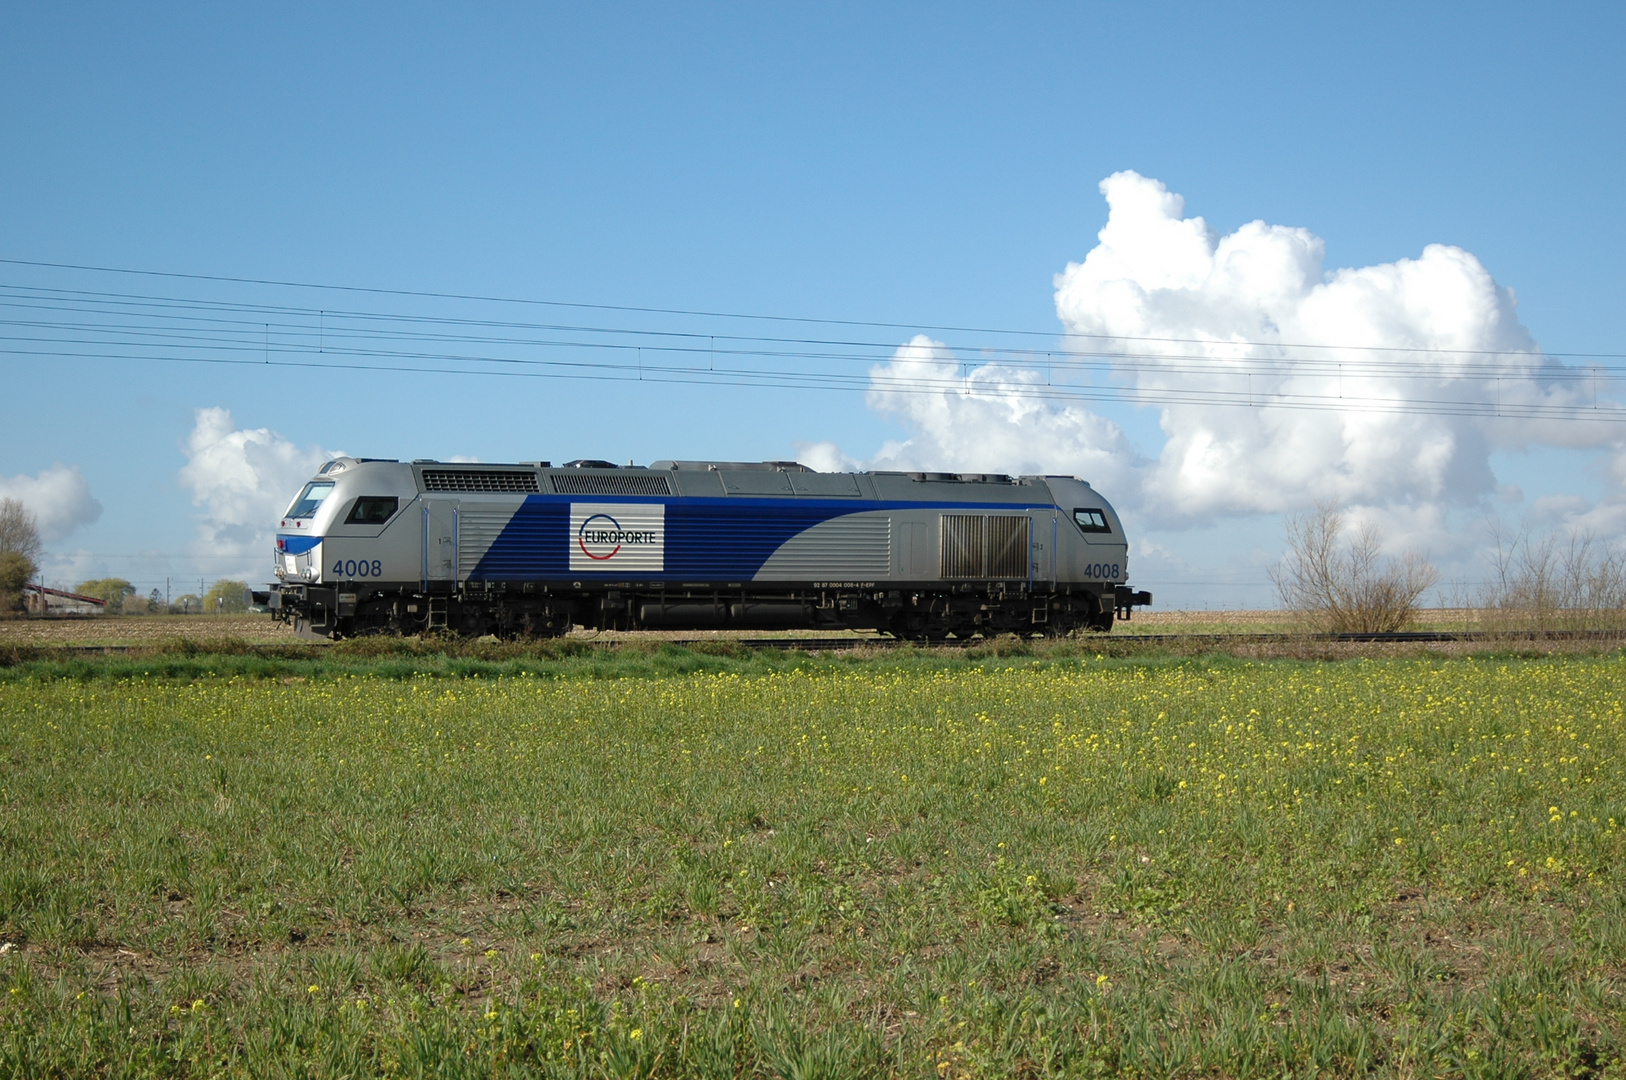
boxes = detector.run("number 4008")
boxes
[332,559,383,578]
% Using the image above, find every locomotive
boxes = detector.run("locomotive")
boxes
[266,457,1150,639]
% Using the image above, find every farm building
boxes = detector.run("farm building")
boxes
[22,585,108,616]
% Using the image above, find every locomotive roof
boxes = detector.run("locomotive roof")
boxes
[314,457,1092,496]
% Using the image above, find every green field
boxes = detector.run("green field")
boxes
[3,649,1626,1077]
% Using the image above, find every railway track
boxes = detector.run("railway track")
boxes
[732,629,1625,650]
[18,627,1625,656]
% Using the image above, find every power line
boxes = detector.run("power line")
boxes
[5,282,1615,379]
[6,341,1623,423]
[3,264,1624,423]
[3,294,1618,379]
[3,255,1622,359]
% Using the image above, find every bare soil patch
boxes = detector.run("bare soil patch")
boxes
[0,614,299,645]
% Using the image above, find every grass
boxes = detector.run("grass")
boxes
[3,650,1626,1076]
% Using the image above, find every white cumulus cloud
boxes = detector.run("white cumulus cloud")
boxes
[822,172,1621,542]
[0,463,102,542]
[861,335,1143,487]
[178,407,338,562]
[1052,170,1604,524]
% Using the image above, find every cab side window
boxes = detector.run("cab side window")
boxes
[1073,508,1111,534]
[345,496,399,525]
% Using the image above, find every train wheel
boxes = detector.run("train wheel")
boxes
[889,612,946,643]
[1084,594,1114,632]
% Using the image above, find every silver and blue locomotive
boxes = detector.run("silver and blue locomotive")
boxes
[267,458,1150,639]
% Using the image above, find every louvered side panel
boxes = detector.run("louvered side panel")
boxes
[457,506,521,578]
[986,516,1030,578]
[941,514,1030,578]
[940,515,982,578]
[665,506,836,578]
[754,516,892,580]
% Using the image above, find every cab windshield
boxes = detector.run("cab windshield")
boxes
[286,481,335,519]
[1073,508,1111,534]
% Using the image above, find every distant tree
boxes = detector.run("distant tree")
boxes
[171,593,202,615]
[148,588,163,612]
[0,498,41,567]
[0,551,32,614]
[203,578,250,614]
[75,578,137,612]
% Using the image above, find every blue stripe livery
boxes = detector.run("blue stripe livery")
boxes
[469,495,1050,582]
[277,534,322,555]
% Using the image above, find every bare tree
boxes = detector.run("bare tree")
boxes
[1270,501,1438,633]
[1473,521,1626,632]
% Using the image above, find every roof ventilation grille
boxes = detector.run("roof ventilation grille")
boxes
[551,473,673,496]
[421,469,540,493]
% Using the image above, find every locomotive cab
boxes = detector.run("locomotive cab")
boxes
[272,457,422,636]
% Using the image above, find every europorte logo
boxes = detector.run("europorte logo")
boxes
[568,503,665,572]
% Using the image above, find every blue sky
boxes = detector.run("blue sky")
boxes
[2,3,1623,606]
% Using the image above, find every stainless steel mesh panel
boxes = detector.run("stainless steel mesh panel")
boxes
[940,515,983,578]
[940,514,1030,579]
[986,515,1030,579]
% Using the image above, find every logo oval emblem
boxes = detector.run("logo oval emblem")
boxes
[577,512,623,560]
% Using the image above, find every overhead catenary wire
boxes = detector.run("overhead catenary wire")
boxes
[3,307,1622,424]
[1,263,1623,423]
[3,300,1619,382]
[1,280,1621,373]
[6,342,1623,423]
[4,255,1622,359]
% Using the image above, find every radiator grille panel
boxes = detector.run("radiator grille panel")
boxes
[940,515,1030,579]
[421,469,539,493]
[550,473,673,495]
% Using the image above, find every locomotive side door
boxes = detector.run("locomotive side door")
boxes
[901,520,928,580]
[421,499,460,589]
[1027,511,1057,587]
